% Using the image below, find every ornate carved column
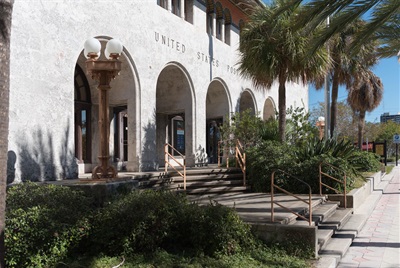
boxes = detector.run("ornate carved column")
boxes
[86,58,121,180]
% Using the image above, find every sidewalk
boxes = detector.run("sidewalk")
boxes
[337,166,400,268]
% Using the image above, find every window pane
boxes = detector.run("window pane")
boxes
[81,110,87,160]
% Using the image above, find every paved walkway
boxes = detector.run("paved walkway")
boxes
[338,166,400,268]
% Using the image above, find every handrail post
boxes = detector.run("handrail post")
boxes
[218,141,221,167]
[320,162,348,207]
[235,145,238,168]
[309,190,312,226]
[319,163,322,195]
[164,143,168,173]
[271,171,275,223]
[243,153,246,186]
[183,158,186,190]
[343,174,347,208]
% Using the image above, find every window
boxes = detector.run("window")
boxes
[184,0,194,23]
[207,13,214,35]
[215,2,224,41]
[74,64,91,163]
[216,19,222,40]
[113,106,128,162]
[170,115,185,156]
[224,8,231,45]
[157,0,168,9]
[206,0,215,35]
[171,0,180,16]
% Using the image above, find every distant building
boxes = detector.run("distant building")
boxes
[380,113,400,124]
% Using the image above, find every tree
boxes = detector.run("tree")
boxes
[310,101,358,141]
[375,120,400,157]
[238,0,329,142]
[348,71,383,149]
[0,0,14,266]
[324,18,378,138]
[291,0,400,58]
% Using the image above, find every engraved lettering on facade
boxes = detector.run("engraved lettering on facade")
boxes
[197,52,219,67]
[155,32,186,53]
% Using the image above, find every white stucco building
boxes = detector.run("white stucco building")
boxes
[7,0,308,182]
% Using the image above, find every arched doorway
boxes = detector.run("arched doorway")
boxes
[239,90,256,115]
[74,37,139,174]
[263,97,276,120]
[74,64,92,167]
[156,63,194,167]
[206,79,230,163]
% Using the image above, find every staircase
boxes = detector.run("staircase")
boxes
[294,198,368,262]
[136,165,249,195]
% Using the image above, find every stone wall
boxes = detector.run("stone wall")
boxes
[7,1,308,182]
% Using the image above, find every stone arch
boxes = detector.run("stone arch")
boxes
[263,97,276,120]
[74,36,141,174]
[205,78,231,163]
[239,89,257,115]
[155,62,195,168]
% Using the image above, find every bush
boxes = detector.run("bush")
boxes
[348,150,381,172]
[246,141,293,192]
[89,190,256,257]
[246,138,376,195]
[5,182,93,268]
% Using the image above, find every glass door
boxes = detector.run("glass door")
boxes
[206,118,222,164]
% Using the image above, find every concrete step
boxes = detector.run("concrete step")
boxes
[317,229,334,251]
[178,179,243,188]
[310,201,340,224]
[137,178,173,187]
[178,185,249,195]
[319,237,353,257]
[166,167,242,177]
[171,173,243,182]
[317,207,354,258]
[317,208,353,231]
[336,214,368,237]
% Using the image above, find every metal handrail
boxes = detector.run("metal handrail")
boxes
[164,143,186,190]
[235,140,246,186]
[271,169,313,226]
[319,162,347,208]
[217,138,246,186]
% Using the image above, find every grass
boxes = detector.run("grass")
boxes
[386,165,394,174]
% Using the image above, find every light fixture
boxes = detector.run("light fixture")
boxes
[84,37,101,59]
[83,37,123,180]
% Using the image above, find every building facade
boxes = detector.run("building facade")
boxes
[380,113,400,124]
[7,0,308,182]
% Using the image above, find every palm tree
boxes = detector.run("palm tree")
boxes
[238,0,330,142]
[347,71,383,149]
[325,18,378,138]
[289,0,400,58]
[0,0,14,266]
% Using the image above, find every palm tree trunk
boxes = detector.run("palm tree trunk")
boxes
[330,69,339,138]
[357,111,366,150]
[0,1,14,266]
[278,74,286,142]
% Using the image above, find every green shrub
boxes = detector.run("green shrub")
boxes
[89,190,255,257]
[247,138,373,195]
[220,109,264,148]
[348,150,381,172]
[285,106,318,147]
[247,141,293,192]
[5,182,93,268]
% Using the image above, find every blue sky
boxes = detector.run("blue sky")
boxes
[308,57,400,123]
[260,0,400,123]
